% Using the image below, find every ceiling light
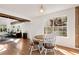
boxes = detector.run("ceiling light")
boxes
[40,4,44,13]
[40,8,44,13]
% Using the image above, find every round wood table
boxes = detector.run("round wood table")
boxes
[34,35,44,51]
[34,35,44,42]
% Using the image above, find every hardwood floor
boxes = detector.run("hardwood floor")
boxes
[0,39,79,55]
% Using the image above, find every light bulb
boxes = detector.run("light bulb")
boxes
[40,9,44,13]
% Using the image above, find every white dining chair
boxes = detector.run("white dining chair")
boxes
[29,37,41,55]
[42,33,56,55]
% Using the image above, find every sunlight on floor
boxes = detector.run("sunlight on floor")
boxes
[0,48,7,52]
[70,51,79,55]
[56,47,74,55]
[14,39,20,43]
[0,44,7,52]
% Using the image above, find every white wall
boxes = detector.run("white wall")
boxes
[30,8,75,48]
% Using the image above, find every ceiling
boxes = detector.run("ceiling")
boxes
[0,4,79,20]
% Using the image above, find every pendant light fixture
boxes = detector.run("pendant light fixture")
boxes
[40,4,44,13]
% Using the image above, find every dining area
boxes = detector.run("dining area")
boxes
[29,33,56,55]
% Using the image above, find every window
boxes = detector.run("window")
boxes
[44,16,67,36]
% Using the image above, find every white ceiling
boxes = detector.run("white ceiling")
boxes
[0,4,79,20]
